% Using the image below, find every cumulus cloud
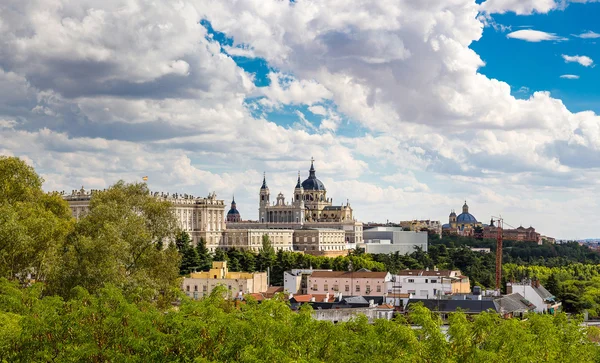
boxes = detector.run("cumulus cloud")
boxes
[506,29,567,42]
[479,0,558,15]
[562,54,594,66]
[560,74,580,79]
[3,0,600,238]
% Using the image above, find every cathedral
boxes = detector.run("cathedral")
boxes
[442,201,482,236]
[258,159,353,224]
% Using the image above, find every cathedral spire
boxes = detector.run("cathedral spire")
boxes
[261,172,268,190]
[309,157,316,178]
[295,171,302,189]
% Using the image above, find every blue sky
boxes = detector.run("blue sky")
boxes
[473,2,600,112]
[3,0,600,239]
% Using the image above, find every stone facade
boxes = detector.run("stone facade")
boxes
[293,228,347,256]
[399,220,442,236]
[62,187,226,250]
[258,160,354,226]
[223,229,294,252]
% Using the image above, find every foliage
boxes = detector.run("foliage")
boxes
[1,278,598,362]
[47,181,181,304]
[0,156,74,282]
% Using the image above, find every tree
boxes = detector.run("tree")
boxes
[256,235,276,272]
[213,248,227,262]
[47,181,181,301]
[175,230,191,252]
[177,231,199,275]
[196,237,212,271]
[0,156,73,282]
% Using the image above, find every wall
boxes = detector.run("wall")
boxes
[363,228,428,254]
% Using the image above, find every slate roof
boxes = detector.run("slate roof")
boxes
[533,285,554,301]
[396,269,456,277]
[406,299,497,314]
[494,293,535,314]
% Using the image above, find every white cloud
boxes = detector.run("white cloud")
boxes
[560,74,580,79]
[258,73,332,109]
[3,0,600,238]
[479,0,558,15]
[562,54,594,66]
[574,30,600,38]
[506,29,567,42]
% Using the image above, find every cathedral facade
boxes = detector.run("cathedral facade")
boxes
[258,160,353,225]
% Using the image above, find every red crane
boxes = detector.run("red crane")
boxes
[491,216,503,292]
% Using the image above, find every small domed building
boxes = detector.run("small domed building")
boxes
[442,201,482,236]
[226,196,241,223]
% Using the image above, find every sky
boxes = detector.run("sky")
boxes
[1,0,600,239]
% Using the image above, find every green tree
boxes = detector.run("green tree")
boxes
[47,181,181,301]
[196,237,212,271]
[178,232,199,275]
[256,235,276,272]
[0,156,73,282]
[213,248,227,262]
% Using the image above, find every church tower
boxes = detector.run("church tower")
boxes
[259,173,270,223]
[293,171,305,224]
[462,201,469,214]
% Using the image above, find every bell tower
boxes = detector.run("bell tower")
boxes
[259,172,270,223]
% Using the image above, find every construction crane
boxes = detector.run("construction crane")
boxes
[491,216,503,292]
[491,216,518,292]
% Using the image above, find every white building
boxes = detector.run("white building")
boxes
[361,227,428,255]
[283,269,333,294]
[387,269,471,298]
[63,187,226,250]
[506,280,561,314]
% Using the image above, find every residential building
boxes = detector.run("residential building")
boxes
[506,280,561,314]
[361,227,428,254]
[182,261,267,300]
[399,220,442,236]
[284,269,333,294]
[388,269,471,298]
[223,229,294,252]
[307,270,392,296]
[494,293,536,318]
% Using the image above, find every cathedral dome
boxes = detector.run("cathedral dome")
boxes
[456,213,477,223]
[301,159,326,191]
[226,196,241,222]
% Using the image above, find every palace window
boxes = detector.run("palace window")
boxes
[324,284,328,291]
[355,285,360,292]
[345,285,350,292]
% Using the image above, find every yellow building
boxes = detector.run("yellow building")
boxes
[182,261,268,300]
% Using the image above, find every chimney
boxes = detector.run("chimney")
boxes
[325,292,330,302]
[434,265,438,271]
[369,299,375,307]
[289,293,293,300]
[426,267,429,272]
[310,296,316,302]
